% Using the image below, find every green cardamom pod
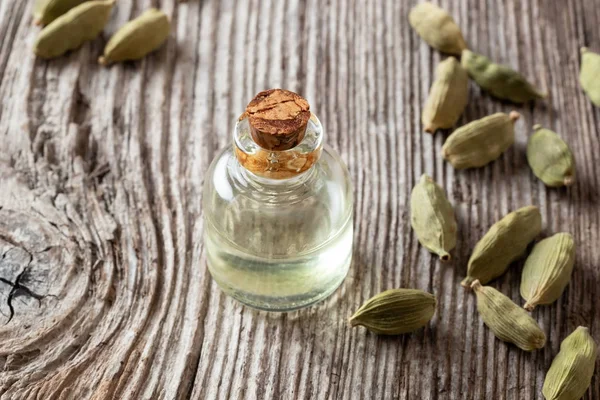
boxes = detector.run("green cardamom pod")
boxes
[33,0,85,26]
[34,0,115,59]
[579,47,600,107]
[543,326,597,400]
[520,233,575,311]
[99,8,170,65]
[422,57,469,133]
[462,206,542,288]
[461,49,546,103]
[349,289,436,335]
[527,125,576,187]
[408,2,467,56]
[471,280,546,351]
[441,111,520,169]
[410,174,457,261]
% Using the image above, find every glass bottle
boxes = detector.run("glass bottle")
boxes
[203,89,353,311]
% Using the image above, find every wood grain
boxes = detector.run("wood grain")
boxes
[0,0,599,399]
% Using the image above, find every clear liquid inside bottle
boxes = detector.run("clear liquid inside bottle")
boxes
[203,114,353,311]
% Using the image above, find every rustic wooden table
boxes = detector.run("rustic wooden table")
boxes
[0,0,599,399]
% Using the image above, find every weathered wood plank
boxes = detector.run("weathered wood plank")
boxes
[0,0,599,399]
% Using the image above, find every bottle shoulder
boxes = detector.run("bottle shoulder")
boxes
[202,145,353,235]
[204,145,352,203]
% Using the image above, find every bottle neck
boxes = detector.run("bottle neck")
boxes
[234,113,324,180]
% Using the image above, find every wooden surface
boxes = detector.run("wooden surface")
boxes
[0,0,599,399]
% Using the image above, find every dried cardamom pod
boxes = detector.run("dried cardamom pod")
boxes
[408,2,467,55]
[462,206,542,288]
[461,50,546,103]
[349,289,436,335]
[422,57,469,133]
[99,8,170,65]
[33,0,85,25]
[543,327,597,400]
[34,0,115,59]
[520,233,575,311]
[471,280,546,351]
[579,47,600,107]
[527,125,576,187]
[441,111,520,169]
[410,174,457,261]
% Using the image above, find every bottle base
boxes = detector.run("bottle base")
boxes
[210,255,351,312]
[204,213,354,312]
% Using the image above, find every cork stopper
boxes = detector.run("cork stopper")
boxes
[245,89,311,151]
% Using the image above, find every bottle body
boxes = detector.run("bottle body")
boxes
[202,115,353,311]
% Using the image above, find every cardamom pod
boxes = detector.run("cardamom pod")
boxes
[471,280,546,351]
[349,289,436,335]
[422,57,469,133]
[441,111,520,169]
[461,49,546,103]
[543,327,597,400]
[579,47,600,107]
[520,233,575,311]
[408,2,467,56]
[462,206,542,288]
[33,0,85,26]
[99,8,170,65]
[34,0,115,59]
[527,125,576,187]
[410,174,457,261]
